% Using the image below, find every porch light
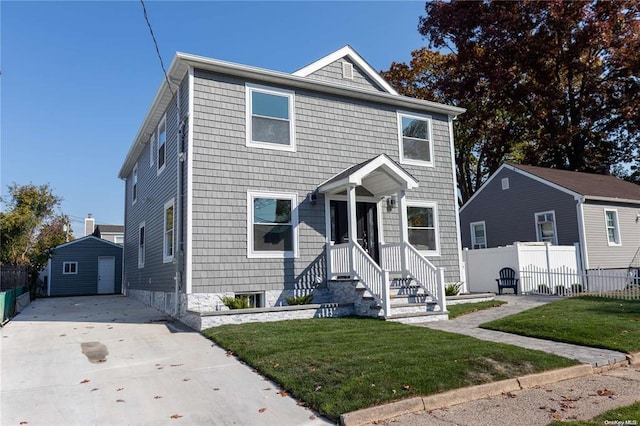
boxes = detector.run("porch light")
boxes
[386,196,396,210]
[308,191,318,205]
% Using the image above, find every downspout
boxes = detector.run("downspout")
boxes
[576,196,589,272]
[174,84,185,317]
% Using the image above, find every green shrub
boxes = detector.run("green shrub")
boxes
[570,283,583,294]
[285,294,314,305]
[537,284,551,294]
[222,296,251,309]
[445,282,462,296]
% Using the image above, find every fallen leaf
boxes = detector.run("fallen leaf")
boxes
[549,413,563,420]
[226,350,234,357]
[19,422,28,425]
[262,387,272,391]
[309,415,316,420]
[258,408,266,413]
[91,388,99,392]
[314,385,322,392]
[596,389,615,396]
[279,390,288,397]
[116,399,125,403]
[504,391,516,398]
[538,406,548,410]
[170,364,183,367]
[213,388,220,391]
[402,385,411,391]
[297,401,306,406]
[80,379,90,384]
[273,363,280,368]
[392,389,397,394]
[59,334,66,337]
[154,396,163,399]
[117,388,124,391]
[170,414,183,419]
[182,378,190,382]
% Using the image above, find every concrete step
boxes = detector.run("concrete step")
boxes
[380,302,439,315]
[390,294,433,304]
[387,311,449,324]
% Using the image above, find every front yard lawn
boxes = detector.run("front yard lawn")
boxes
[447,300,507,318]
[549,402,640,426]
[203,317,576,421]
[481,296,640,353]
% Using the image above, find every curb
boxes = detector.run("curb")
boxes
[626,351,640,367]
[339,364,600,426]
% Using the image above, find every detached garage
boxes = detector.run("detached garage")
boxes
[47,236,123,296]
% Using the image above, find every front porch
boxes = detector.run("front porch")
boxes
[318,154,448,319]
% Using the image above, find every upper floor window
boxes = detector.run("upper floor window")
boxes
[163,199,174,263]
[149,131,156,168]
[407,202,439,255]
[247,191,298,258]
[470,221,487,249]
[157,116,167,174]
[398,112,433,167]
[246,84,295,152]
[132,164,138,205]
[63,261,78,275]
[535,211,557,245]
[604,209,621,245]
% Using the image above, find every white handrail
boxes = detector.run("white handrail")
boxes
[353,243,390,317]
[380,243,402,274]
[329,243,350,279]
[405,243,446,312]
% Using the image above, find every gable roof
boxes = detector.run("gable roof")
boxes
[292,45,398,95]
[54,235,124,251]
[461,163,640,213]
[510,164,640,204]
[95,224,124,234]
[118,48,465,179]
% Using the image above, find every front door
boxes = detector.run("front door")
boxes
[330,200,380,264]
[97,257,115,294]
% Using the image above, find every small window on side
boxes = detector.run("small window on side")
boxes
[63,261,78,274]
[501,178,510,190]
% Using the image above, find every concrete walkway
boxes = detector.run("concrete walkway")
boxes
[420,295,628,366]
[1,295,331,426]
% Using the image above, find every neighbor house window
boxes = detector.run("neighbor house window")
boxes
[407,202,439,255]
[398,111,433,166]
[535,211,557,244]
[246,84,295,151]
[157,115,167,174]
[138,222,145,268]
[604,209,621,245]
[247,191,298,258]
[470,221,487,249]
[132,164,138,204]
[501,178,510,190]
[114,235,124,244]
[63,261,78,274]
[163,199,174,263]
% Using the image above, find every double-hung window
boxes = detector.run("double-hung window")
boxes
[604,209,621,245]
[470,221,487,249]
[535,211,557,244]
[63,261,78,274]
[138,222,145,268]
[157,115,167,174]
[407,202,439,255]
[246,84,295,151]
[398,112,433,166]
[132,164,138,205]
[163,200,174,263]
[247,191,298,258]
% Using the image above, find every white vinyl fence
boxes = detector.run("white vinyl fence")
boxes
[463,242,579,294]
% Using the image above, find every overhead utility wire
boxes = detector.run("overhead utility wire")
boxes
[140,0,174,96]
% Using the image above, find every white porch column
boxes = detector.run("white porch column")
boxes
[397,189,409,277]
[347,184,358,277]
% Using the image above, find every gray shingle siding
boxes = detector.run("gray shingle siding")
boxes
[50,238,122,296]
[305,58,386,93]
[123,76,188,293]
[189,68,460,293]
[460,168,580,249]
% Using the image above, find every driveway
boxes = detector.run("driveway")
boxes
[1,295,330,426]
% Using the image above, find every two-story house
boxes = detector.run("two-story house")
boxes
[118,46,465,329]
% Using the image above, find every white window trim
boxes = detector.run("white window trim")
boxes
[470,221,487,249]
[604,208,622,246]
[247,190,299,259]
[163,199,175,263]
[149,131,156,168]
[407,201,440,256]
[535,210,558,245]
[501,177,510,190]
[157,115,167,176]
[62,261,78,275]
[397,111,434,167]
[132,163,138,206]
[138,221,146,268]
[245,83,296,152]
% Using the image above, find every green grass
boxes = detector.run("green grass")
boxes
[447,300,507,319]
[203,317,576,421]
[481,296,640,353]
[549,402,640,425]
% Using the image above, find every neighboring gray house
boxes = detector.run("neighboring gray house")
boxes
[46,236,123,296]
[460,163,640,273]
[84,214,124,244]
[118,46,466,328]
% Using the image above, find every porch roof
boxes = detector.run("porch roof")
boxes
[317,154,418,197]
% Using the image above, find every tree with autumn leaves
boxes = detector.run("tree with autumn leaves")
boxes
[382,0,640,203]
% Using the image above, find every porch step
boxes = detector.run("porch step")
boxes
[390,294,433,303]
[382,302,439,315]
[387,311,449,324]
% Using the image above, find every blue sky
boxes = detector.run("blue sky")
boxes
[1,1,427,236]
